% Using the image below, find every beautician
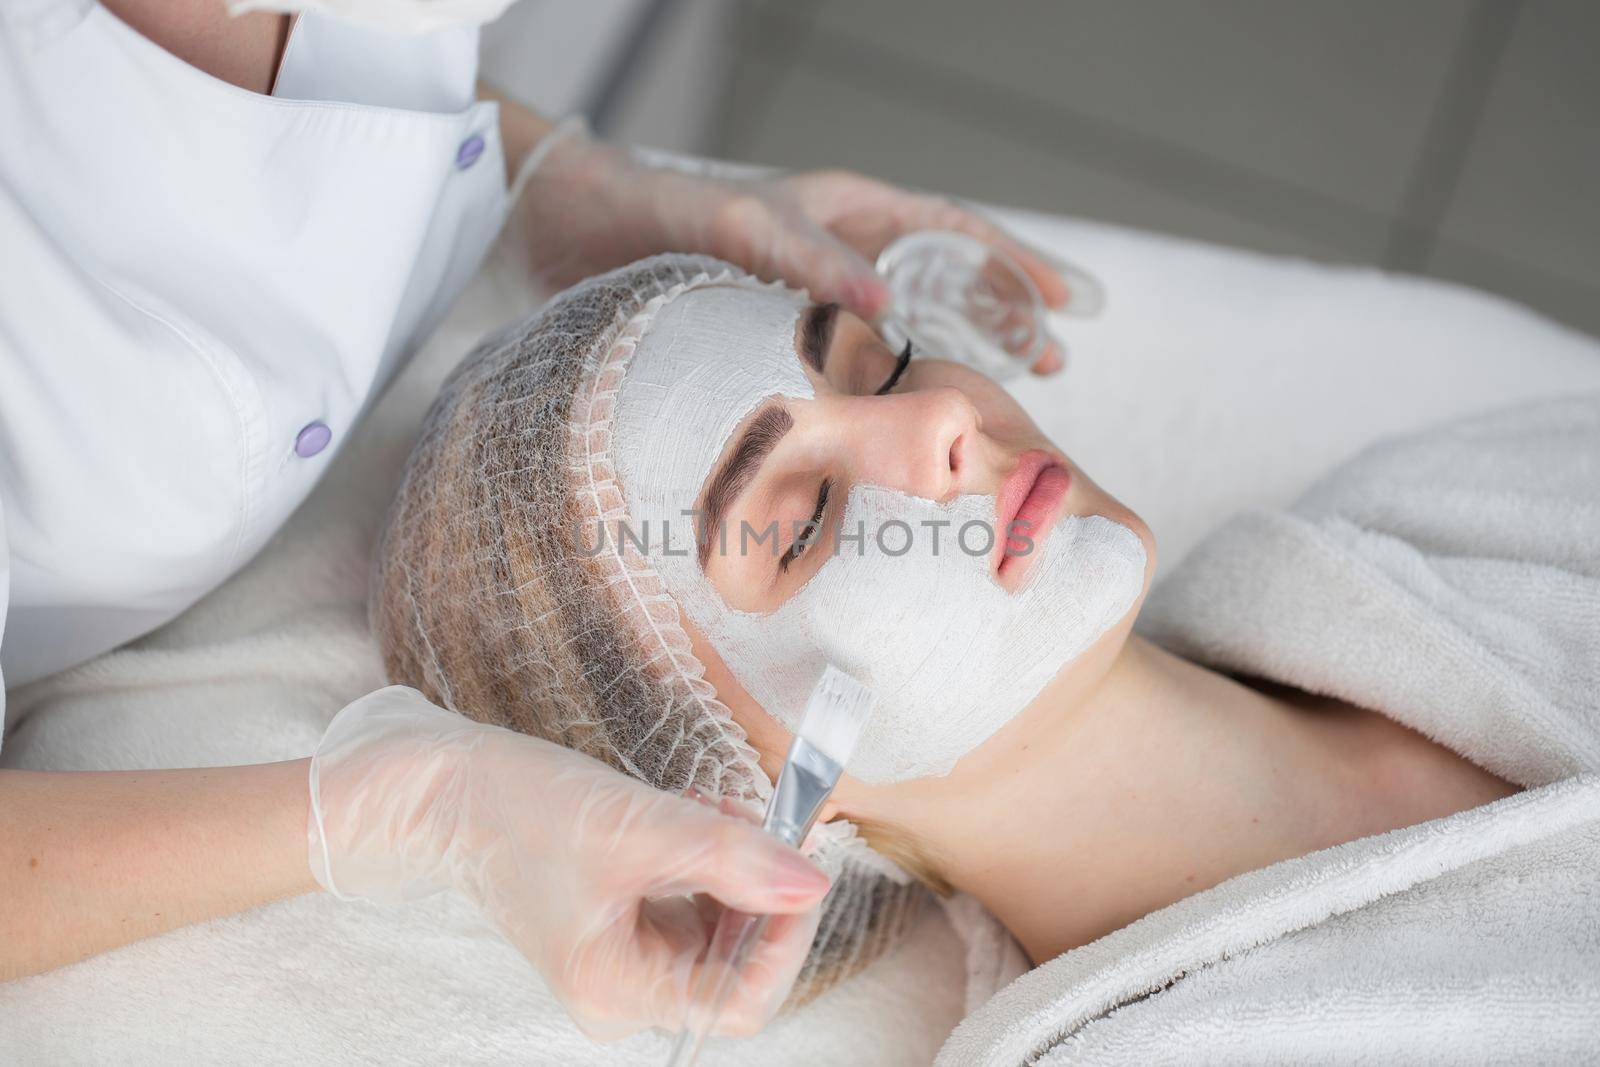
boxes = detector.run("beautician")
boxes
[0,0,1073,1039]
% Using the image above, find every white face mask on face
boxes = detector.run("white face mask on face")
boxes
[613,285,1147,784]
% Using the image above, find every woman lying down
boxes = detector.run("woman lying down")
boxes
[372,254,1600,1063]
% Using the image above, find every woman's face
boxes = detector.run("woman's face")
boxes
[611,283,1155,784]
[695,302,1152,608]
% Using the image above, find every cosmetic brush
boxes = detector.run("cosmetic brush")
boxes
[664,664,875,1067]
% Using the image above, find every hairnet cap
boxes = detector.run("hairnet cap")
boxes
[371,253,929,1003]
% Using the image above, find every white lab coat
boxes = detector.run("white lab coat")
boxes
[0,1,510,746]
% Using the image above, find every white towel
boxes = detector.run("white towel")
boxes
[1141,389,1600,788]
[939,391,1600,1065]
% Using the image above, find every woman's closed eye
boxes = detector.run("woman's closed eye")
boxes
[780,476,832,574]
[776,342,910,577]
[875,340,914,396]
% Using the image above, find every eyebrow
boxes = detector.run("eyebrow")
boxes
[698,402,795,567]
[799,301,839,373]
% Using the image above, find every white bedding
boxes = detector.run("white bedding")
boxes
[2,207,1597,1064]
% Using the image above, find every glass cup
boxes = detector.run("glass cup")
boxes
[875,230,1049,381]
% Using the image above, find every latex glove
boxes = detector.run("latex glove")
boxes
[507,118,1101,375]
[307,685,830,1040]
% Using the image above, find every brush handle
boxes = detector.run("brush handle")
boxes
[663,729,845,1065]
[663,908,770,1067]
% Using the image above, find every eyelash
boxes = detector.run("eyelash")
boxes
[780,476,832,573]
[874,340,915,396]
[776,342,909,576]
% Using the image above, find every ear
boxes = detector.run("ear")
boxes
[815,768,883,827]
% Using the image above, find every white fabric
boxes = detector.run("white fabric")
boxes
[942,891,1034,1017]
[272,9,481,110]
[939,391,1600,1065]
[941,775,1600,1067]
[612,284,1146,783]
[229,0,516,34]
[0,0,507,728]
[2,201,1599,1061]
[1140,391,1600,788]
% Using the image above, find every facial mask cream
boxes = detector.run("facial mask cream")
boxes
[613,284,1146,782]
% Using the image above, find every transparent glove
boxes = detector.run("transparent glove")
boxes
[507,118,1100,374]
[307,685,830,1040]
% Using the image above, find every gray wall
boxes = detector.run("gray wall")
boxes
[684,0,1597,339]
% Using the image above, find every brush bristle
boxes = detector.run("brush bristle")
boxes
[795,665,876,767]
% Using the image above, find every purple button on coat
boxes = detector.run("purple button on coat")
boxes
[455,134,485,170]
[295,421,332,458]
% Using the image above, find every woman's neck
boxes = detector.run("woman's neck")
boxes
[872,632,1516,964]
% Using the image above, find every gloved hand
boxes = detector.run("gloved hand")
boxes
[307,685,830,1040]
[506,118,1101,375]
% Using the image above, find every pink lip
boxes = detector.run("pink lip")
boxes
[993,449,1072,581]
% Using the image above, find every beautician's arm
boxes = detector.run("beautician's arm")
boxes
[0,760,314,980]
[473,80,1078,369]
[478,80,554,184]
[0,690,829,1040]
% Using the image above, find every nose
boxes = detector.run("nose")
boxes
[843,387,981,501]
